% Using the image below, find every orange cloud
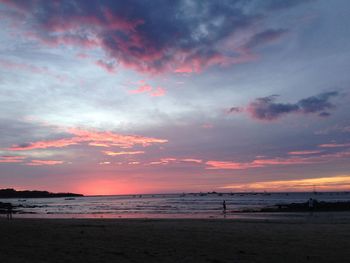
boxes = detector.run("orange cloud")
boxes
[252,158,311,166]
[103,150,145,156]
[149,158,202,165]
[26,160,64,166]
[207,157,316,170]
[221,175,350,192]
[88,142,110,147]
[9,138,79,151]
[150,87,165,97]
[288,150,323,155]
[8,128,168,151]
[207,150,350,170]
[206,160,261,170]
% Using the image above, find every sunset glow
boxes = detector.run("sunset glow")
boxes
[0,0,350,195]
[221,176,350,192]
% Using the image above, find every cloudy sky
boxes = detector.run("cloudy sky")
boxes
[0,0,350,195]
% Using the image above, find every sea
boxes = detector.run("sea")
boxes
[1,192,350,219]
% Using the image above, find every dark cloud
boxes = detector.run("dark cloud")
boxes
[298,91,338,114]
[318,112,331,117]
[227,107,244,114]
[247,95,299,120]
[16,143,31,148]
[0,0,312,74]
[244,29,288,49]
[230,92,339,120]
[263,0,314,10]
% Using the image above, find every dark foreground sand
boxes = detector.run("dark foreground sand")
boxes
[0,216,350,263]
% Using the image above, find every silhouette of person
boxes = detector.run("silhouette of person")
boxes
[223,200,227,214]
[6,203,13,220]
[308,198,314,210]
[308,198,315,215]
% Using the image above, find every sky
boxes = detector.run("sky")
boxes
[0,0,350,195]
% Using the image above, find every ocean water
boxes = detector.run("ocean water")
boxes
[1,192,350,219]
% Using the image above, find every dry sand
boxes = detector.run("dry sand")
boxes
[0,216,350,263]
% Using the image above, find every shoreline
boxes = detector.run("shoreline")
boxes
[3,211,350,224]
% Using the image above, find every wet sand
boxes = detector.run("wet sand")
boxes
[0,217,350,263]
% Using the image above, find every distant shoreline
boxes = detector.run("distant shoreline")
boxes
[0,188,83,198]
[1,190,349,198]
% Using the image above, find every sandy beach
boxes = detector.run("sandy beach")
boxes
[1,216,350,263]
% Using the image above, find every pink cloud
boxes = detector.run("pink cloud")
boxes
[0,155,26,163]
[129,84,153,94]
[102,8,144,31]
[161,158,177,163]
[103,151,145,156]
[68,128,167,147]
[0,1,266,74]
[9,138,79,151]
[37,6,143,34]
[149,161,164,165]
[8,128,168,151]
[129,83,166,97]
[26,160,64,166]
[172,49,257,74]
[180,158,202,164]
[174,65,194,73]
[37,34,100,49]
[319,143,350,148]
[149,158,177,165]
[151,87,166,97]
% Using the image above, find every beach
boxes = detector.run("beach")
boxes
[1,216,350,262]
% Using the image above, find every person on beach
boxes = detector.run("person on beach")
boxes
[6,203,13,220]
[223,200,227,214]
[308,198,314,214]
